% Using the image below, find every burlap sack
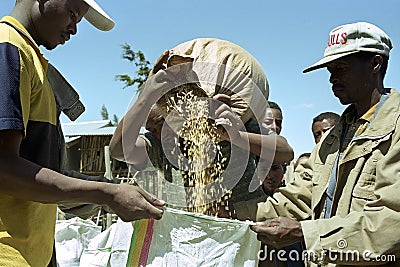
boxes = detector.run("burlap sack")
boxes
[151,38,269,124]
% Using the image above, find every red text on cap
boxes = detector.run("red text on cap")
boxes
[328,33,347,47]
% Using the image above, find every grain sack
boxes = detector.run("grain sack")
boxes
[151,38,269,125]
[127,208,260,267]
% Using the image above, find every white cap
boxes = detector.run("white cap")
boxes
[83,0,115,31]
[303,22,392,73]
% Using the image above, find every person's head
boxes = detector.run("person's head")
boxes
[294,152,311,170]
[311,112,340,143]
[145,105,178,145]
[263,101,283,135]
[258,160,285,195]
[303,22,392,110]
[12,0,114,50]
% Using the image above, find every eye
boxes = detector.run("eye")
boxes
[264,119,273,125]
[271,164,282,170]
[314,132,321,138]
[70,10,77,21]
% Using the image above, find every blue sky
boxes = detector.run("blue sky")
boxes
[1,0,400,158]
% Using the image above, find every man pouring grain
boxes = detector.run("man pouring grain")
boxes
[110,38,294,218]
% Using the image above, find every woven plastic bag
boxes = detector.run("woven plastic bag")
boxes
[127,208,260,267]
[55,218,101,267]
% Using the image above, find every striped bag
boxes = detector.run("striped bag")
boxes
[127,208,260,267]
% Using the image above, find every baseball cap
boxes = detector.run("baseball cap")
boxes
[83,0,115,31]
[303,22,392,73]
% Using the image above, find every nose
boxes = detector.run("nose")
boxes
[329,72,339,84]
[67,23,77,36]
[270,120,282,135]
[270,121,278,132]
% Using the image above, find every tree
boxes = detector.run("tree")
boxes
[100,104,109,120]
[100,104,119,126]
[112,114,119,126]
[100,44,150,124]
[115,43,151,92]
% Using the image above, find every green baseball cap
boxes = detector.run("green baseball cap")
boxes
[303,22,392,73]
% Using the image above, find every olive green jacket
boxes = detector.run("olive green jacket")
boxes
[236,89,400,266]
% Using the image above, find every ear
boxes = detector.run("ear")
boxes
[371,55,383,74]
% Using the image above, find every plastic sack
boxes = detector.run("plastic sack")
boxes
[79,219,133,267]
[55,218,101,267]
[127,208,260,267]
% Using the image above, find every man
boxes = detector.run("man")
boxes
[263,101,283,135]
[261,100,291,186]
[109,39,295,217]
[0,1,165,266]
[293,152,311,170]
[246,22,400,266]
[311,111,340,144]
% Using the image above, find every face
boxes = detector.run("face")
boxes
[312,119,334,143]
[262,108,283,135]
[145,116,177,144]
[32,0,89,50]
[326,53,372,106]
[294,155,309,170]
[258,160,284,194]
[262,163,284,193]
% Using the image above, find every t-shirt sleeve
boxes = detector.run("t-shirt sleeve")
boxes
[0,42,24,131]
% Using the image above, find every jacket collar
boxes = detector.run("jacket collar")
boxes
[327,89,399,142]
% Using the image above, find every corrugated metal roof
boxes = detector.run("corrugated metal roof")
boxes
[61,120,148,145]
[61,120,116,137]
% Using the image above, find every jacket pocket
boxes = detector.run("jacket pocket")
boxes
[311,171,326,211]
[352,155,378,200]
[352,173,377,200]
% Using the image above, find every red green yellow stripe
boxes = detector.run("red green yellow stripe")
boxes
[127,219,154,267]
[138,219,154,266]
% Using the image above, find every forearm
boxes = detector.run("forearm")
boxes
[274,135,294,163]
[110,89,156,163]
[229,132,294,163]
[0,154,114,206]
[301,210,400,265]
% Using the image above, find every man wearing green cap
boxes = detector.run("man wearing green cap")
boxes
[244,22,400,266]
[0,1,166,266]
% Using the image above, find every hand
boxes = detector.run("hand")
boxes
[141,55,195,102]
[250,217,304,248]
[211,94,243,141]
[152,50,169,74]
[106,183,165,221]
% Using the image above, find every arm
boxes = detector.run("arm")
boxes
[110,50,182,165]
[297,135,400,265]
[232,131,294,163]
[252,130,400,265]
[212,94,294,163]
[0,130,164,221]
[109,116,148,165]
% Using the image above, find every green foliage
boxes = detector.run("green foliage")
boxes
[100,104,109,120]
[100,104,119,125]
[115,43,151,91]
[104,43,150,122]
[112,114,119,126]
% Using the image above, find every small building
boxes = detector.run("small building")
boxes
[61,120,128,177]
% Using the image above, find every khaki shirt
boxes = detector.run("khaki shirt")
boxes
[235,89,400,266]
